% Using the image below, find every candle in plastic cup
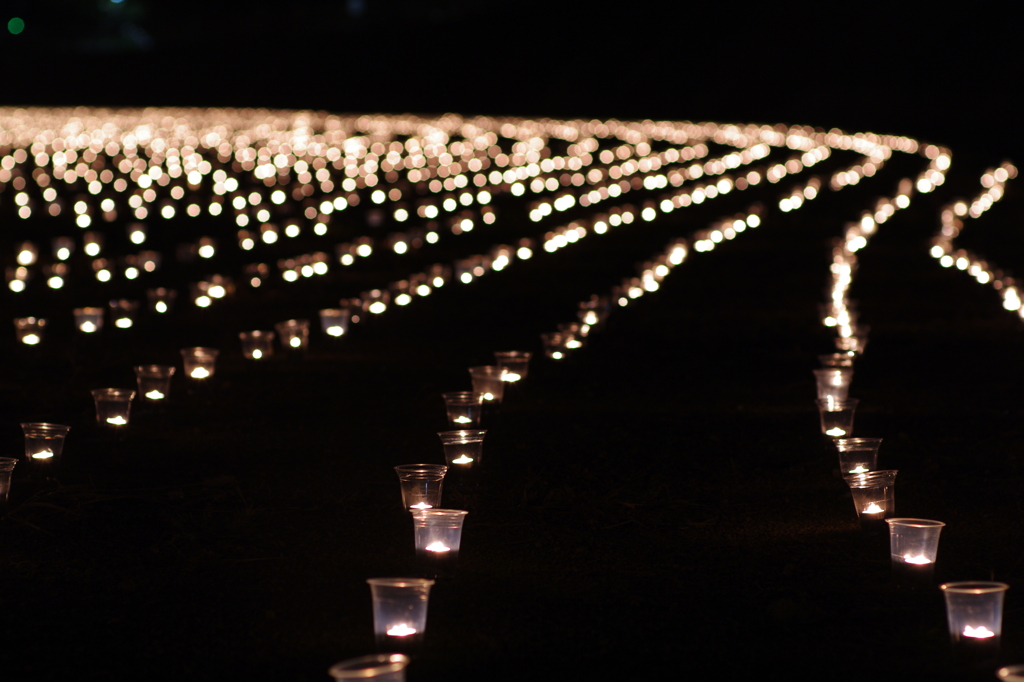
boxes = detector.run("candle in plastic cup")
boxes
[319,308,350,338]
[109,299,139,329]
[134,365,175,403]
[74,307,104,334]
[468,366,506,403]
[0,457,17,503]
[494,351,531,382]
[814,368,853,401]
[240,331,274,360]
[394,464,448,511]
[886,518,944,590]
[833,437,881,475]
[441,392,485,427]
[91,389,136,427]
[147,287,177,314]
[412,509,467,577]
[843,469,897,528]
[275,319,309,352]
[20,423,71,475]
[437,430,487,469]
[941,582,1009,656]
[14,317,46,345]
[181,347,219,380]
[328,654,410,682]
[817,398,858,439]
[366,578,434,654]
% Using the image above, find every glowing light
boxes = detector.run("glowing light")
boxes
[452,455,474,464]
[454,416,472,424]
[252,349,263,359]
[410,502,432,510]
[106,416,128,426]
[326,326,344,337]
[825,428,846,437]
[31,450,54,460]
[115,318,133,329]
[424,541,451,553]
[369,301,386,314]
[386,625,417,637]
[863,503,884,514]
[190,367,210,379]
[289,337,301,348]
[145,390,165,400]
[849,465,870,474]
[963,626,995,639]
[903,554,931,565]
[80,322,97,333]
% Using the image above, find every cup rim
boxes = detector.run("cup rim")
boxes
[90,388,136,399]
[940,581,1009,594]
[885,518,945,528]
[437,429,487,441]
[441,392,486,402]
[395,464,448,474]
[411,509,468,518]
[181,347,220,356]
[20,422,71,433]
[816,398,859,409]
[366,577,435,588]
[328,654,410,679]
[844,469,897,486]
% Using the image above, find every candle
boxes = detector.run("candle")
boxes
[145,390,165,400]
[107,416,127,425]
[410,502,432,510]
[903,554,932,565]
[452,455,473,464]
[964,625,995,639]
[826,427,846,437]
[863,502,884,514]
[191,367,210,379]
[32,449,55,459]
[425,541,451,553]
[386,624,417,637]
[81,321,97,333]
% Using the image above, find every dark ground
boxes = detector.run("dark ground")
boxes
[1,129,1023,681]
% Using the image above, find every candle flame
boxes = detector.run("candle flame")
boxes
[410,503,432,510]
[252,349,263,359]
[903,554,932,565]
[826,427,846,437]
[115,318,133,329]
[863,503,884,514]
[963,625,995,639]
[326,326,344,336]
[80,321,97,333]
[452,455,474,464]
[145,390,165,400]
[386,624,417,637]
[454,416,472,424]
[190,367,210,379]
[482,392,494,400]
[425,541,451,553]
[22,333,40,345]
[155,301,168,313]
[106,416,128,425]
[32,449,54,460]
[849,465,870,474]
[502,373,521,382]
[289,337,301,348]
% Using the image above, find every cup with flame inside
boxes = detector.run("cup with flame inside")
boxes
[109,299,139,330]
[494,351,531,383]
[91,389,136,428]
[817,398,858,439]
[814,368,853,402]
[275,319,310,353]
[328,654,410,682]
[886,518,944,590]
[941,582,1009,658]
[19,423,71,478]
[394,464,448,512]
[843,469,897,529]
[441,392,485,427]
[412,509,467,578]
[240,331,274,360]
[147,287,177,314]
[74,307,104,334]
[0,457,17,503]
[14,317,46,346]
[438,430,487,470]
[468,366,506,403]
[319,308,350,338]
[181,347,219,380]
[134,365,175,405]
[366,578,434,654]
[834,437,881,475]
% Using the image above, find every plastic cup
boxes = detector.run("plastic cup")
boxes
[394,464,448,511]
[366,578,434,654]
[74,307,104,333]
[14,317,46,345]
[941,582,1009,656]
[834,437,881,475]
[441,392,485,427]
[328,654,410,682]
[90,389,136,427]
[240,330,274,360]
[437,430,487,469]
[0,457,18,502]
[147,287,177,314]
[20,423,70,478]
[843,469,897,528]
[320,308,351,338]
[412,509,467,577]
[275,319,309,352]
[181,347,219,380]
[814,368,853,401]
[494,351,531,382]
[134,365,175,403]
[817,398,858,439]
[109,299,139,329]
[468,366,506,403]
[886,518,944,590]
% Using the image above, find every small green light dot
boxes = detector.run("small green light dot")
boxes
[8,17,25,34]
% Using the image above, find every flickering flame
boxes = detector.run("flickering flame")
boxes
[326,326,344,336]
[565,339,582,349]
[106,416,128,425]
[80,321,97,333]
[903,554,932,565]
[410,503,432,510]
[289,337,301,348]
[552,351,564,360]
[32,449,54,460]
[22,333,40,345]
[849,465,870,474]
[190,367,210,379]
[155,301,168,313]
[386,624,417,637]
[454,416,472,424]
[425,541,451,553]
[115,318,133,329]
[452,455,474,464]
[963,625,995,639]
[482,392,494,401]
[145,390,165,400]
[863,503,884,514]
[502,372,522,382]
[825,427,846,437]
[252,349,263,359]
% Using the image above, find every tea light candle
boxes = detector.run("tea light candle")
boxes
[14,317,46,345]
[74,307,104,333]
[240,331,274,360]
[90,389,136,427]
[181,347,219,379]
[134,365,175,404]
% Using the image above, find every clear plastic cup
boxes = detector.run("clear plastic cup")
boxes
[366,578,434,654]
[328,654,410,681]
[20,422,71,474]
[147,287,177,314]
[90,389,136,427]
[843,469,897,528]
[394,464,447,511]
[181,347,219,380]
[412,509,467,577]
[814,368,853,401]
[74,307,104,334]
[275,319,309,352]
[997,665,1024,681]
[818,353,855,368]
[109,299,139,330]
[834,437,881,475]
[941,582,1009,655]
[240,330,274,360]
[320,308,350,338]
[441,392,485,427]
[494,351,531,382]
[437,430,487,469]
[468,366,506,403]
[134,365,175,403]
[817,398,858,439]
[886,518,944,590]
[14,317,46,345]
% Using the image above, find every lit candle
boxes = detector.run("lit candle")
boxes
[326,326,344,336]
[503,372,521,382]
[452,455,474,464]
[849,465,870,474]
[107,416,128,425]
[32,449,54,459]
[863,502,884,514]
[410,502,432,510]
[252,349,263,359]
[424,541,450,553]
[386,624,417,637]
[482,392,494,400]
[145,390,165,400]
[826,427,846,437]
[115,318,133,329]
[289,337,301,348]
[903,554,932,565]
[453,416,472,424]
[81,321,97,333]
[22,333,40,345]
[191,367,210,379]
[964,625,995,639]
